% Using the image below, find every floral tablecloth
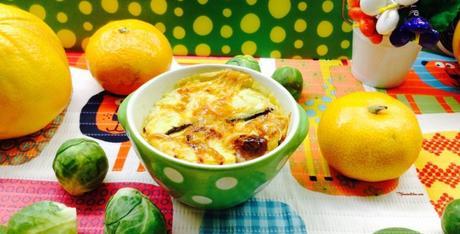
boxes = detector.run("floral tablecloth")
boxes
[1,51,459,233]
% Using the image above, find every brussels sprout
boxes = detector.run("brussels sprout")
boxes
[373,227,420,234]
[226,55,261,71]
[7,201,77,234]
[442,199,460,234]
[104,188,166,234]
[53,138,109,196]
[0,225,7,234]
[271,66,304,100]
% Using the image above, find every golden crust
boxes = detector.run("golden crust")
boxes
[142,69,289,165]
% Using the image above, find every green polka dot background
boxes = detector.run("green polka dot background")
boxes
[9,0,352,59]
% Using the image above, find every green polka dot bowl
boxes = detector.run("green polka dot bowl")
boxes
[118,64,308,209]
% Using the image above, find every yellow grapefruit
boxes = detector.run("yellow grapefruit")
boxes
[0,4,72,139]
[453,21,460,64]
[317,92,423,182]
[85,19,173,95]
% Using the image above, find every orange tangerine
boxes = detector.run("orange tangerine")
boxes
[86,19,173,95]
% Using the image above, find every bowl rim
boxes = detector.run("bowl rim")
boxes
[125,64,300,171]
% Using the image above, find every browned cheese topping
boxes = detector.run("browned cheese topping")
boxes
[142,69,289,165]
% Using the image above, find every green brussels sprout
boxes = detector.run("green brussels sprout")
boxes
[442,199,460,234]
[53,138,109,196]
[225,55,261,71]
[373,227,420,234]
[0,225,7,234]
[104,188,166,234]
[7,201,77,234]
[271,66,304,100]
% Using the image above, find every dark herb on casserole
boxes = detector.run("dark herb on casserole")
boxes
[165,123,192,135]
[227,108,274,123]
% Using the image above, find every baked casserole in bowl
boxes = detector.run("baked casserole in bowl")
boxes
[118,64,308,209]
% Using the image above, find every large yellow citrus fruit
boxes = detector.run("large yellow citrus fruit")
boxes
[0,4,72,140]
[317,92,423,182]
[85,19,173,95]
[453,21,460,64]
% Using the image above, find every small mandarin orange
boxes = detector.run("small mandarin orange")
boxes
[86,19,173,95]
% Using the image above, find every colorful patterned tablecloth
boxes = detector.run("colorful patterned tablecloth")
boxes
[1,51,459,233]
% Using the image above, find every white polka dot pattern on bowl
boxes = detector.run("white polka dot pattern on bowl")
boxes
[192,195,213,205]
[163,167,184,183]
[215,177,238,190]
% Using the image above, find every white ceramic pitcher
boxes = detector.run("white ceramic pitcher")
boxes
[351,28,421,88]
